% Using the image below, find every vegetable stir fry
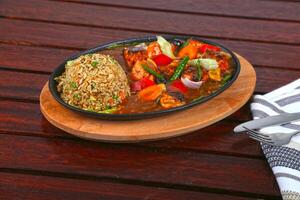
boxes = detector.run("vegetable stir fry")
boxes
[122,36,232,111]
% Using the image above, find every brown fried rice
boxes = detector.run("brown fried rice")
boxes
[55,53,130,112]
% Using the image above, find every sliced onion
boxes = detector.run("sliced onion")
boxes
[188,58,218,70]
[156,36,176,59]
[181,77,203,89]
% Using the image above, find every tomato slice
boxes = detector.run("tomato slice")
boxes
[152,54,173,66]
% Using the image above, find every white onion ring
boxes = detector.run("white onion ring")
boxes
[181,77,203,89]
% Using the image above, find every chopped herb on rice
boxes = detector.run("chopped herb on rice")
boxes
[55,53,130,112]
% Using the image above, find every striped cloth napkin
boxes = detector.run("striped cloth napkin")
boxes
[251,79,300,200]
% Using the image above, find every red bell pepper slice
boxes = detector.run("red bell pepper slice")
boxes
[152,54,173,66]
[131,78,155,92]
[168,80,187,93]
[200,44,220,53]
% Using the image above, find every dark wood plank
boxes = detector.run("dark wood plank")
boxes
[0,18,143,50]
[0,71,48,101]
[0,0,299,44]
[66,0,300,21]
[144,120,262,157]
[1,19,300,70]
[255,67,300,93]
[1,172,256,200]
[0,100,261,157]
[0,134,280,197]
[0,44,75,72]
[0,100,67,136]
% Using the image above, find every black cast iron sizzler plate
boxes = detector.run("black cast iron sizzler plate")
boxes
[49,35,240,120]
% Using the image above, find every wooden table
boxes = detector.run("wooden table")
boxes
[1,0,299,199]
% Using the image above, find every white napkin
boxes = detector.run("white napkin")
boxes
[251,79,300,200]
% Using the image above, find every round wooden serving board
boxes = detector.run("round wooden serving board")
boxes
[40,54,256,142]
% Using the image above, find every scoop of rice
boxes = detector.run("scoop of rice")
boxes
[55,53,130,112]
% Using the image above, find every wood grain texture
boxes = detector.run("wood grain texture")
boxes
[65,0,300,21]
[0,100,262,157]
[0,44,75,72]
[1,19,300,70]
[0,18,143,49]
[1,41,300,73]
[0,134,280,197]
[0,0,299,44]
[0,70,48,100]
[0,0,295,198]
[40,55,255,142]
[1,172,257,200]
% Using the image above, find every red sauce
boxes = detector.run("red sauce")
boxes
[100,43,233,114]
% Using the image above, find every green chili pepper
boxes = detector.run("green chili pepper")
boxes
[170,56,189,81]
[196,59,202,81]
[142,64,166,82]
